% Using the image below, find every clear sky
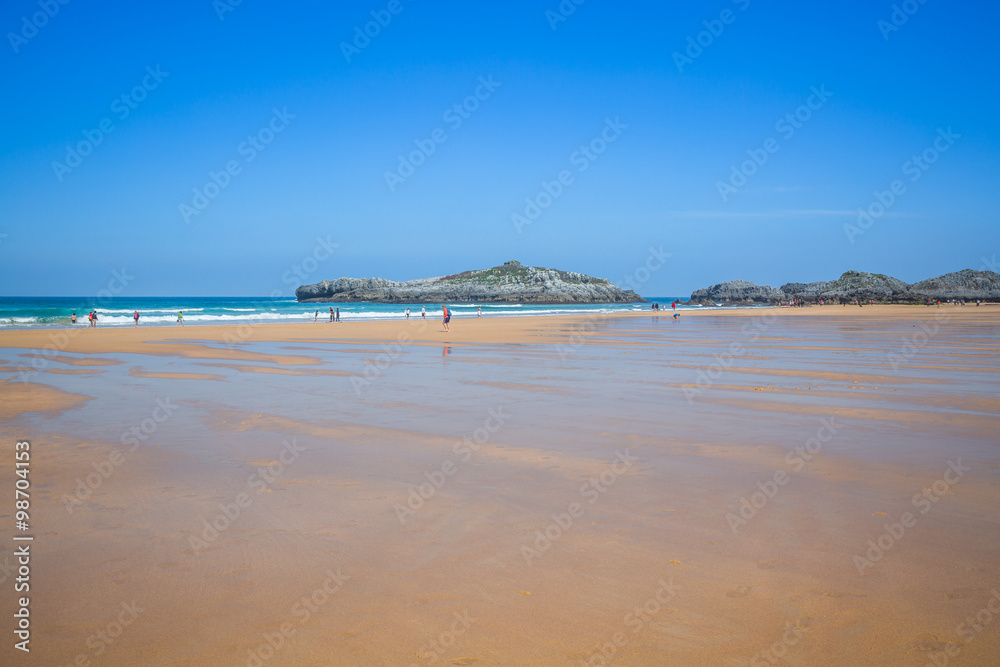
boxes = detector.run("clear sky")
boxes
[1,0,998,297]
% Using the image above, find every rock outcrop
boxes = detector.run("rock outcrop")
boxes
[296,261,645,304]
[688,280,786,305]
[910,270,1000,301]
[690,269,1000,305]
[796,271,913,302]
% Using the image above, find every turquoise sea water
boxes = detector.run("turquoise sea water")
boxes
[0,296,705,328]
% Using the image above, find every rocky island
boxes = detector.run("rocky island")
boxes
[688,269,1000,305]
[296,261,645,304]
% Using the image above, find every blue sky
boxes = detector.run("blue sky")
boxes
[1,0,997,296]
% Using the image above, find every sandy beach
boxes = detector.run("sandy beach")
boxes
[1,306,998,666]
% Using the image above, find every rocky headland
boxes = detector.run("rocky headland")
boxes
[295,261,645,304]
[688,269,1000,305]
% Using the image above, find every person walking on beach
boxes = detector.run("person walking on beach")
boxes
[421,306,426,319]
[91,311,98,327]
[335,308,340,322]
[329,307,334,322]
[314,310,319,323]
[442,305,451,332]
[406,307,410,320]
[134,310,140,327]
[478,305,482,318]
[177,311,184,326]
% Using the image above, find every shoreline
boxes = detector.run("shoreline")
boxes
[0,304,995,364]
[4,301,993,336]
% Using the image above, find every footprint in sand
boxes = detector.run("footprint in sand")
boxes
[450,659,478,666]
[906,635,951,654]
[756,559,785,570]
[725,585,751,598]
[946,586,981,599]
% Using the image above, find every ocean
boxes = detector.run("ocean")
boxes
[0,296,703,328]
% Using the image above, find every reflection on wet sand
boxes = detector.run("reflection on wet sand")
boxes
[0,308,998,665]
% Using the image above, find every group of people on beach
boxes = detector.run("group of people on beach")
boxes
[72,310,185,327]
[313,304,453,331]
[650,301,678,311]
[74,303,467,331]
[73,311,103,327]
[314,307,342,323]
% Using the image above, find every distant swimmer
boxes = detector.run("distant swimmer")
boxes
[442,305,451,332]
[70,313,77,324]
[177,311,184,326]
[134,310,140,327]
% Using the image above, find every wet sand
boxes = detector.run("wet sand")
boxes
[0,306,998,666]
